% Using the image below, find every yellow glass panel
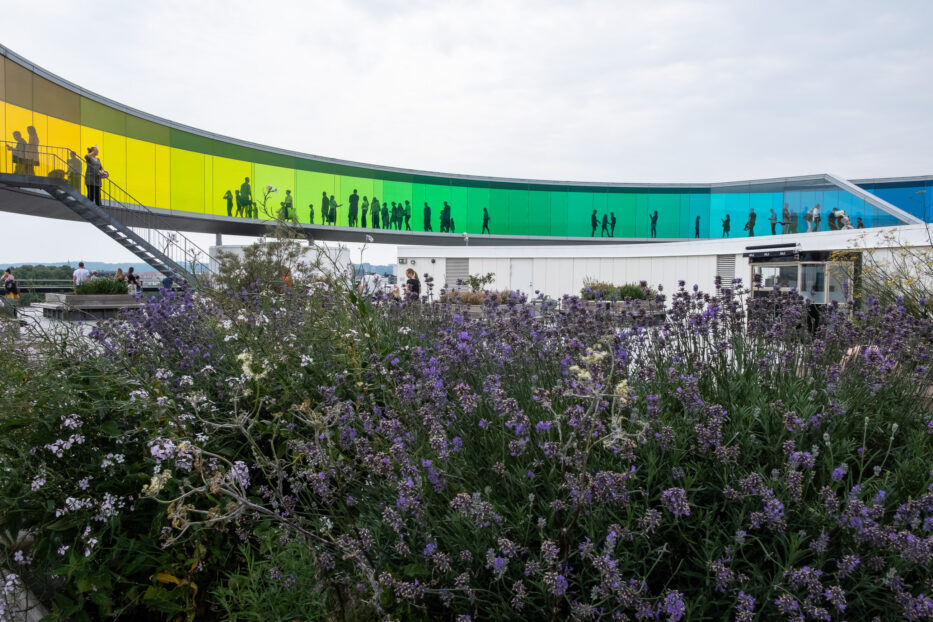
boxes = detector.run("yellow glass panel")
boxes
[126,137,156,207]
[101,132,127,199]
[154,144,170,209]
[212,156,251,217]
[45,115,80,181]
[0,104,32,173]
[170,148,205,213]
[80,126,104,157]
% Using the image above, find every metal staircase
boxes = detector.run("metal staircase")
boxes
[0,142,214,283]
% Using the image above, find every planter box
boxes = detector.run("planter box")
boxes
[38,293,143,321]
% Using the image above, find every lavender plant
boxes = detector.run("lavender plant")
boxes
[1,252,931,621]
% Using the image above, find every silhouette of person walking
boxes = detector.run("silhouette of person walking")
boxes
[695,215,701,238]
[348,189,359,227]
[281,189,294,220]
[721,214,730,238]
[321,191,329,224]
[600,213,609,237]
[441,202,451,233]
[235,190,243,217]
[84,145,106,206]
[404,200,412,231]
[424,202,432,231]
[649,211,659,238]
[381,201,389,230]
[782,203,792,234]
[329,195,340,225]
[6,131,26,174]
[591,209,598,237]
[361,196,369,228]
[25,126,39,175]
[240,177,253,217]
[744,208,756,237]
[769,208,778,235]
[482,208,491,234]
[67,150,83,190]
[223,190,233,217]
[372,197,381,228]
[610,212,617,237]
[308,202,314,224]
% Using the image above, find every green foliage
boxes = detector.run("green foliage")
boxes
[463,272,495,292]
[212,535,335,621]
[5,264,73,281]
[581,277,653,300]
[73,278,129,295]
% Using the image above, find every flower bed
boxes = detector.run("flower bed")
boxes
[0,257,931,620]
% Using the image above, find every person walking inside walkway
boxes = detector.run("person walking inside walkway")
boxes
[423,202,432,231]
[84,146,107,206]
[649,211,659,238]
[721,214,730,238]
[591,210,598,236]
[482,208,491,234]
[610,212,617,237]
[769,208,778,235]
[782,203,792,234]
[744,208,756,237]
[601,213,609,237]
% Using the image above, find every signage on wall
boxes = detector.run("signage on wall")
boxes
[398,258,407,264]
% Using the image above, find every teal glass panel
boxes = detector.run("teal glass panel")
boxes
[649,192,680,238]
[635,193,651,237]
[608,193,636,238]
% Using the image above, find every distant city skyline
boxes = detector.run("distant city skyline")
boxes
[2,0,932,263]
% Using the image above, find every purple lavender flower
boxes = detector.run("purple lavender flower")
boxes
[660,488,691,517]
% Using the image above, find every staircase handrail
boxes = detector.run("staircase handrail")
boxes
[1,141,216,280]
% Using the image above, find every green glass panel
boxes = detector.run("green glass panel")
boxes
[592,191,610,238]
[528,190,550,237]
[507,188,529,236]
[568,191,594,237]
[489,188,509,234]
[127,114,170,146]
[607,193,635,238]
[297,170,335,226]
[255,163,296,221]
[451,185,468,235]
[465,186,490,233]
[550,191,568,237]
[424,183,452,233]
[635,193,651,237]
[80,97,125,135]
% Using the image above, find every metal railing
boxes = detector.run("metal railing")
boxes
[1,141,215,280]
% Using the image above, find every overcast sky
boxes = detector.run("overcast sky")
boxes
[2,0,932,265]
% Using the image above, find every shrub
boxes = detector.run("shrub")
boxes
[73,278,129,295]
[581,278,654,300]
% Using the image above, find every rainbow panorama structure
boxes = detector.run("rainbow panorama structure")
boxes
[0,43,931,284]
